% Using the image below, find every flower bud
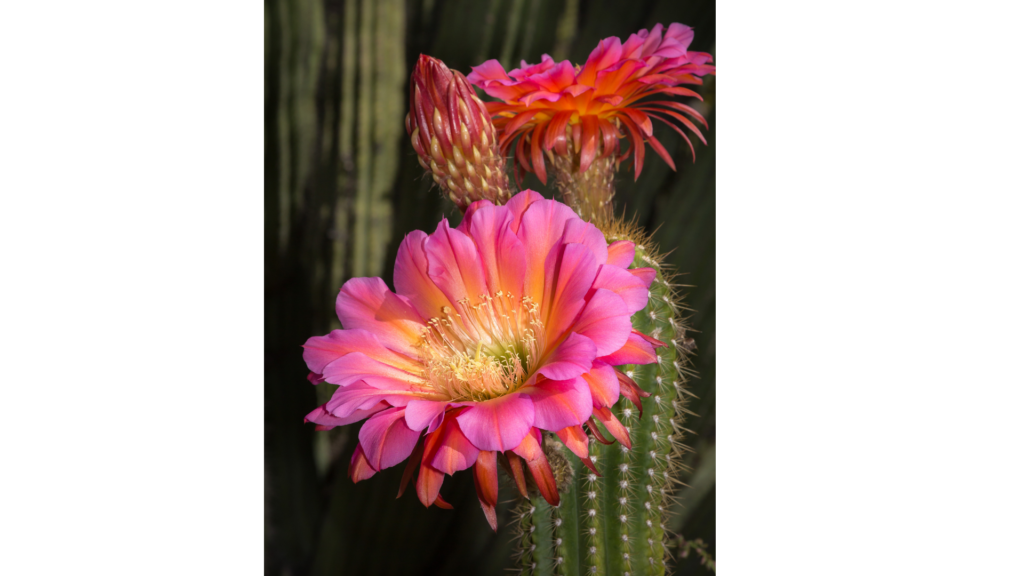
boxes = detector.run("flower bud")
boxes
[406,54,511,211]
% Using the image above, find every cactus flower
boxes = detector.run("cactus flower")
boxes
[406,54,512,211]
[467,23,715,183]
[303,190,663,530]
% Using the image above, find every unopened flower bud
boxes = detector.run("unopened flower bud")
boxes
[407,54,511,211]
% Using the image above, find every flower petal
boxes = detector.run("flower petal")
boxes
[464,204,527,299]
[555,425,599,475]
[336,277,425,356]
[427,417,481,475]
[404,400,450,433]
[606,241,636,268]
[628,266,657,287]
[456,393,535,452]
[349,444,377,483]
[416,464,445,508]
[517,198,580,304]
[559,217,608,265]
[599,330,659,366]
[592,264,649,314]
[305,401,387,431]
[521,377,594,431]
[581,362,620,408]
[538,332,597,381]
[544,242,597,339]
[425,220,490,307]
[473,451,500,531]
[358,407,422,471]
[321,351,428,391]
[304,328,423,379]
[572,288,632,357]
[616,370,650,417]
[592,406,631,449]
[394,230,456,321]
[504,189,545,233]
[511,429,559,506]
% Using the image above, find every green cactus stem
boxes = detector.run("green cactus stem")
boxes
[511,234,697,576]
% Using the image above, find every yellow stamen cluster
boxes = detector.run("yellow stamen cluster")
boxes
[419,291,543,402]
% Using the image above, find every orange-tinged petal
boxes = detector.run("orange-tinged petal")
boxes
[592,406,631,449]
[473,451,499,531]
[512,430,559,506]
[505,451,530,498]
[416,464,444,507]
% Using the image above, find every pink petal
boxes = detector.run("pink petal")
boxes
[591,264,649,314]
[579,37,624,85]
[628,267,657,287]
[592,406,631,449]
[358,407,422,471]
[464,204,527,299]
[504,189,545,232]
[572,288,632,357]
[303,328,422,376]
[324,381,412,416]
[424,220,490,306]
[521,377,594,431]
[521,90,563,106]
[532,60,576,92]
[599,330,659,366]
[305,401,387,430]
[581,362,620,408]
[348,444,377,482]
[416,464,444,508]
[511,429,559,506]
[394,230,455,322]
[466,59,513,86]
[606,240,636,268]
[427,417,481,474]
[516,198,580,305]
[537,332,597,381]
[456,393,535,452]
[559,218,608,265]
[335,277,425,356]
[543,242,597,339]
[321,351,427,390]
[555,425,590,461]
[457,198,495,233]
[404,399,450,433]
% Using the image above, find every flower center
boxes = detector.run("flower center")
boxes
[418,291,543,402]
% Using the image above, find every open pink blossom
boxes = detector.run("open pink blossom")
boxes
[303,190,664,530]
[467,23,715,184]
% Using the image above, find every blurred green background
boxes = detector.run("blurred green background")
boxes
[265,0,715,573]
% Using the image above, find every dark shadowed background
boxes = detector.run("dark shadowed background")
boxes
[265,0,715,573]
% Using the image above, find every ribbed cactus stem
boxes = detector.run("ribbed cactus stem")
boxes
[509,229,696,576]
[622,243,681,574]
[552,457,583,576]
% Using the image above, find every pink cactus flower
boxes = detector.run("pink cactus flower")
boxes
[467,23,715,184]
[303,190,664,530]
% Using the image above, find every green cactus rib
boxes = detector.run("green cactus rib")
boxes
[552,457,583,576]
[512,241,695,576]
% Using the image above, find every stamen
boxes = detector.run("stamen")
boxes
[419,293,544,401]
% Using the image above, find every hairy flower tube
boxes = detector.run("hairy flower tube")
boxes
[303,190,665,530]
[467,23,715,184]
[406,54,512,211]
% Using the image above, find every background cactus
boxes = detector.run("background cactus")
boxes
[265,1,715,574]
